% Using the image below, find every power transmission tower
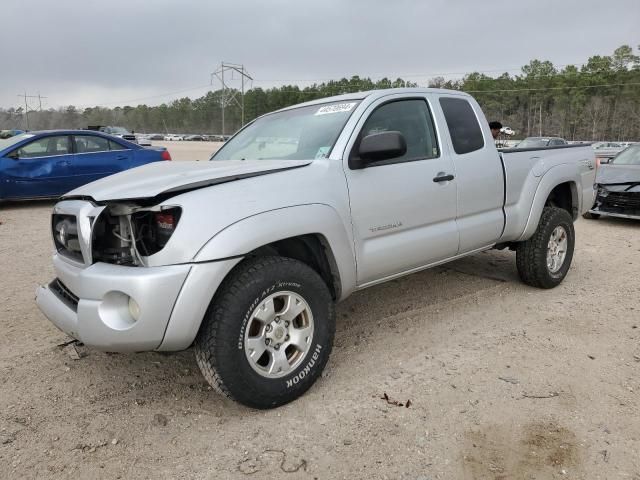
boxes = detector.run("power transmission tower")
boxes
[17,92,47,130]
[211,62,252,136]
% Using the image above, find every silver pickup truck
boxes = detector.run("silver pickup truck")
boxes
[36,88,596,408]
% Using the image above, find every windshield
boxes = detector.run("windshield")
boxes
[211,100,360,161]
[611,145,640,165]
[517,138,549,148]
[0,133,35,152]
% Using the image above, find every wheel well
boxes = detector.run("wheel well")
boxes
[545,182,578,219]
[247,234,341,300]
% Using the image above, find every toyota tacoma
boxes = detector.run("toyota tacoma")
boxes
[36,89,597,408]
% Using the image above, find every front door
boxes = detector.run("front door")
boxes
[344,96,459,285]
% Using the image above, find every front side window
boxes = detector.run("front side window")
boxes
[74,135,109,153]
[211,100,360,161]
[353,99,439,163]
[439,97,484,154]
[15,136,70,158]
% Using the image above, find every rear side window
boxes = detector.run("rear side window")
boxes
[439,97,484,154]
[74,135,109,153]
[109,140,126,151]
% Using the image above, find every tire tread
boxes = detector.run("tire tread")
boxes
[194,256,334,408]
[516,207,574,289]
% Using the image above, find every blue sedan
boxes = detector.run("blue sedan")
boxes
[0,130,171,200]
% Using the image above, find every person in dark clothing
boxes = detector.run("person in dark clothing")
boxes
[489,121,503,140]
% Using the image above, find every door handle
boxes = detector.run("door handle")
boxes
[116,155,127,160]
[56,160,70,166]
[433,174,454,183]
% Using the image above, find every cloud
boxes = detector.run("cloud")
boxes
[1,0,638,108]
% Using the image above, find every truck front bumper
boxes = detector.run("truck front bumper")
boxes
[36,254,240,352]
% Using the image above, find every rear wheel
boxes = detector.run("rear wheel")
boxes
[195,256,335,409]
[516,207,575,289]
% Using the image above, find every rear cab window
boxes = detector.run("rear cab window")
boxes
[439,97,485,154]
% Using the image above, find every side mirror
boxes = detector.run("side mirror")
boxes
[350,131,407,169]
[6,151,19,160]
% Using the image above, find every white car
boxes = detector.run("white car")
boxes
[164,134,183,141]
[136,135,152,147]
[500,126,515,136]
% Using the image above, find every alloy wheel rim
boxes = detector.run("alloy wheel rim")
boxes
[547,225,568,274]
[243,291,314,379]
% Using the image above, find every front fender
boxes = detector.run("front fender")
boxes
[194,203,357,300]
[518,164,581,241]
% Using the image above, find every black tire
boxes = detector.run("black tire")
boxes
[516,207,575,289]
[194,256,335,409]
[582,212,600,219]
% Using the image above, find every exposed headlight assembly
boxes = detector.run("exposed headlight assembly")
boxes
[131,207,182,257]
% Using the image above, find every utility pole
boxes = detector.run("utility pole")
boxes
[37,92,46,112]
[211,62,253,136]
[17,92,47,130]
[539,103,542,137]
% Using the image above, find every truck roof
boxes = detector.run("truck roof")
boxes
[275,87,472,113]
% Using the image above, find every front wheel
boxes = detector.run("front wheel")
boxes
[516,207,575,289]
[195,256,335,409]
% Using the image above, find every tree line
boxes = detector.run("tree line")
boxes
[1,45,639,141]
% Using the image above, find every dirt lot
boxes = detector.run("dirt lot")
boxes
[1,147,639,479]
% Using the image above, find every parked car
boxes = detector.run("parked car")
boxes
[164,134,183,141]
[0,129,25,139]
[184,134,205,141]
[585,144,640,220]
[135,134,152,147]
[517,137,568,148]
[88,126,137,144]
[500,126,515,136]
[0,130,171,200]
[147,133,165,141]
[36,89,595,408]
[591,141,626,163]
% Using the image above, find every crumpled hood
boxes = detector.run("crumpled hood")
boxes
[64,159,312,201]
[597,164,640,192]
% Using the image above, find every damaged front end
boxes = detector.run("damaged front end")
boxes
[53,199,182,267]
[91,204,182,266]
[590,183,640,220]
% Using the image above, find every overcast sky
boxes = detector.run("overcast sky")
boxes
[1,0,638,109]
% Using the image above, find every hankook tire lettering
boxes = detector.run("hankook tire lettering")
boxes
[286,344,322,388]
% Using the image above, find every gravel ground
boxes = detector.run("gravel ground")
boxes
[0,151,639,478]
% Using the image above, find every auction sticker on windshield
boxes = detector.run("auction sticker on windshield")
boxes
[315,102,357,115]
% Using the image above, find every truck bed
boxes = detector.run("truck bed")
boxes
[498,144,596,242]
